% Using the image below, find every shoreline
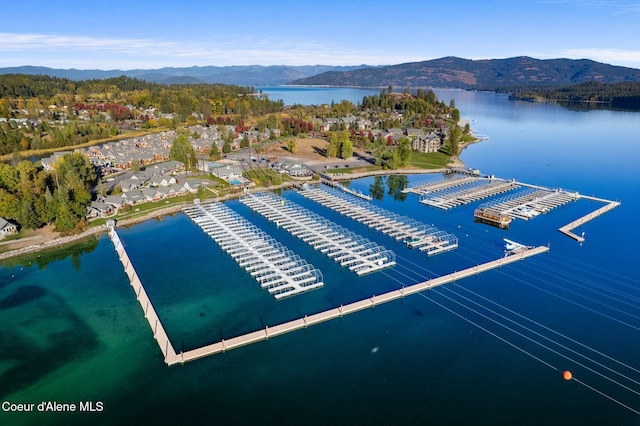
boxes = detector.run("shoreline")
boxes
[0,138,478,262]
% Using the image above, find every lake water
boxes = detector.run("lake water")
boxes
[2,88,640,425]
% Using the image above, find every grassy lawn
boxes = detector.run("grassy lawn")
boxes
[88,189,226,228]
[407,151,452,169]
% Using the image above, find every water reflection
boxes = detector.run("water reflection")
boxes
[369,175,409,201]
[0,236,100,271]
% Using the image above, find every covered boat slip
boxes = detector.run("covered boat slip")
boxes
[298,186,458,256]
[419,178,519,209]
[401,172,479,195]
[183,200,324,299]
[480,187,579,221]
[240,192,396,275]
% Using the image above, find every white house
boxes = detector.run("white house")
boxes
[0,217,18,237]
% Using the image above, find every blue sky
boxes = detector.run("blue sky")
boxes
[2,0,639,70]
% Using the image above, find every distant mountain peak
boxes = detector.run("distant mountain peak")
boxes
[288,56,640,89]
[0,64,373,85]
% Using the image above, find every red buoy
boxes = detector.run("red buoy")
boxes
[563,370,573,381]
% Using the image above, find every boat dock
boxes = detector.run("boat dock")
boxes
[183,200,324,299]
[168,245,549,365]
[106,220,177,364]
[321,178,372,200]
[299,186,458,255]
[558,196,621,242]
[240,192,396,275]
[419,178,519,210]
[402,172,479,195]
[480,187,579,221]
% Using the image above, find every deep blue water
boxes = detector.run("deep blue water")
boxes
[1,88,640,425]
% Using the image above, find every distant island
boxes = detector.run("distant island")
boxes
[508,81,640,109]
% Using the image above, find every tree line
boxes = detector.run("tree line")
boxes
[509,81,640,109]
[0,74,285,155]
[0,152,96,233]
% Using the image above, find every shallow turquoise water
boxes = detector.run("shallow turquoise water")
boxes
[1,89,639,425]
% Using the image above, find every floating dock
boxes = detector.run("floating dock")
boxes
[299,186,458,255]
[480,187,579,221]
[183,200,324,299]
[321,178,372,200]
[402,172,479,195]
[168,245,549,365]
[240,192,395,275]
[558,195,621,242]
[106,220,177,364]
[419,178,519,210]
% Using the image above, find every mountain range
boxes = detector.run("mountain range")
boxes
[2,57,639,89]
[0,65,371,85]
[289,57,640,89]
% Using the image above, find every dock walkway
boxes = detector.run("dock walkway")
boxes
[420,178,519,210]
[402,173,478,195]
[321,178,372,200]
[559,198,621,242]
[106,220,177,363]
[240,193,396,275]
[183,200,324,299]
[299,186,458,255]
[170,245,549,365]
[481,187,579,221]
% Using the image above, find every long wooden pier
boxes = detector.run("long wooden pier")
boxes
[106,220,177,364]
[559,197,621,242]
[167,245,548,365]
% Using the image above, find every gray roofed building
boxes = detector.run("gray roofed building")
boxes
[0,217,18,237]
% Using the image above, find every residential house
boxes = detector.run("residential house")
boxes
[102,195,124,210]
[122,189,145,204]
[86,201,113,219]
[0,217,18,237]
[142,187,163,202]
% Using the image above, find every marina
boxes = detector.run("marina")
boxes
[169,245,549,365]
[104,200,548,367]
[183,200,324,299]
[299,186,458,255]
[240,192,396,275]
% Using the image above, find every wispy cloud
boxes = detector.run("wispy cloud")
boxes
[558,48,640,66]
[536,0,640,13]
[0,32,415,68]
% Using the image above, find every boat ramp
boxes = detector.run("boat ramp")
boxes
[240,192,396,275]
[299,186,458,255]
[183,200,324,299]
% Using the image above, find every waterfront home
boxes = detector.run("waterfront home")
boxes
[142,187,163,202]
[0,217,18,237]
[157,186,176,198]
[86,201,114,219]
[122,189,145,204]
[212,165,243,180]
[104,195,126,209]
